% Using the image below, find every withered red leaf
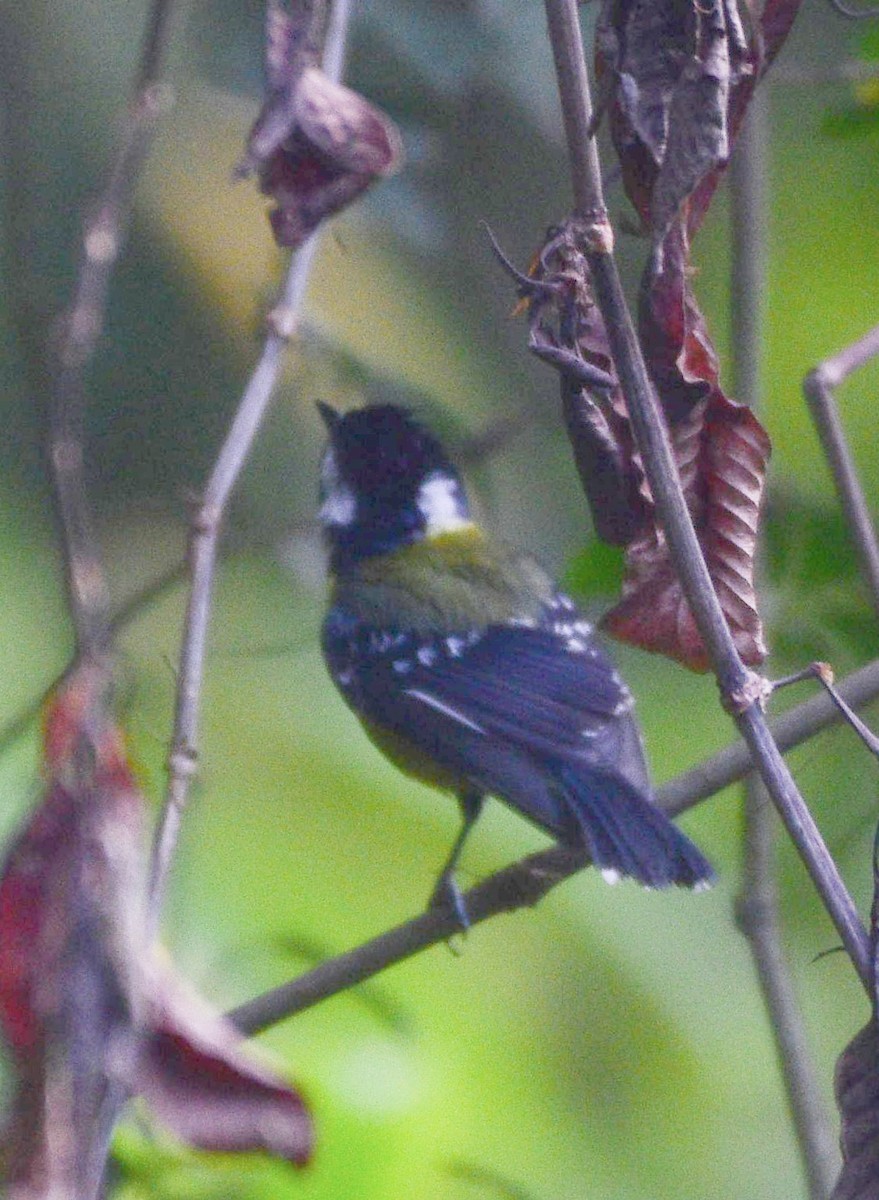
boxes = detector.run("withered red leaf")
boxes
[639,224,721,422]
[239,0,402,248]
[581,0,801,668]
[138,976,311,1165]
[596,0,754,237]
[0,664,313,1195]
[603,394,770,671]
[501,223,648,545]
[833,1020,879,1200]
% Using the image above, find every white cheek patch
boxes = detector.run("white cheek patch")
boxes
[416,472,471,536]
[319,483,357,527]
[318,446,357,527]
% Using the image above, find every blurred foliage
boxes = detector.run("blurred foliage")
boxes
[1,1,879,1198]
[823,20,879,136]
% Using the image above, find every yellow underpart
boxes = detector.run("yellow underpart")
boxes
[331,527,555,632]
[359,717,465,793]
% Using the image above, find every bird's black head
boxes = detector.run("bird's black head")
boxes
[317,403,471,570]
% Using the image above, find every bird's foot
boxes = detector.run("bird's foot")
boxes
[429,871,471,937]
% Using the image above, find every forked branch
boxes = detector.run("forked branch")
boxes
[542,0,871,989]
[804,323,879,624]
[148,0,352,930]
[229,655,879,1035]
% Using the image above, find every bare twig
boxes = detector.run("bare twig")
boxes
[42,5,180,1195]
[731,95,838,1200]
[148,0,352,929]
[229,848,586,1033]
[804,324,879,624]
[771,60,879,86]
[660,657,879,813]
[49,1,177,659]
[0,559,186,760]
[227,656,879,1033]
[827,0,879,20]
[541,0,871,989]
[736,780,841,1198]
[812,665,879,758]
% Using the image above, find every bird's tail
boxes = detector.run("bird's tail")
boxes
[557,764,714,889]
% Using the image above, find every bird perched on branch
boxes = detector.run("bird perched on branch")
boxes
[317,402,713,924]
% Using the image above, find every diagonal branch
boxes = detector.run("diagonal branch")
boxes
[736,779,841,1198]
[541,0,871,992]
[804,323,879,624]
[148,0,352,930]
[229,656,879,1035]
[40,5,180,1195]
[49,0,177,660]
[731,96,839,1200]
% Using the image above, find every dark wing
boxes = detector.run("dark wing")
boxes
[327,616,648,831]
[406,625,641,773]
[324,612,714,886]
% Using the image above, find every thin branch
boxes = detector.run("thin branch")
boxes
[0,559,186,760]
[228,656,879,1034]
[229,848,586,1034]
[660,657,879,813]
[736,781,841,1198]
[44,5,180,1194]
[542,0,607,222]
[771,60,879,85]
[812,665,879,758]
[49,1,177,660]
[148,0,352,930]
[731,93,838,1200]
[804,324,879,625]
[826,0,879,20]
[541,0,871,990]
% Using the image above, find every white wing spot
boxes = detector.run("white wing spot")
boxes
[601,868,622,886]
[392,659,412,674]
[445,635,466,658]
[405,688,485,734]
[417,645,437,667]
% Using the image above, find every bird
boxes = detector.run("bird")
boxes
[317,402,713,924]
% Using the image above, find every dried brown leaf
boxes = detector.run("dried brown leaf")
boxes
[238,0,402,248]
[603,394,770,671]
[0,665,313,1194]
[834,1021,879,1200]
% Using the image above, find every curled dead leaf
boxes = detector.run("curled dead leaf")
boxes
[0,663,312,1196]
[238,0,402,247]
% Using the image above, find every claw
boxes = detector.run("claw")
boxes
[482,222,563,301]
[429,871,471,934]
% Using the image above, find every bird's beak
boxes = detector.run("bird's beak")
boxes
[316,401,340,433]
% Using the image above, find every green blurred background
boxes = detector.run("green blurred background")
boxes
[2,1,879,1196]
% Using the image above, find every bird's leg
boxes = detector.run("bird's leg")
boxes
[428,791,484,931]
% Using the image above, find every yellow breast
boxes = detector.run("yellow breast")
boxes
[330,526,554,633]
[359,716,466,793]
